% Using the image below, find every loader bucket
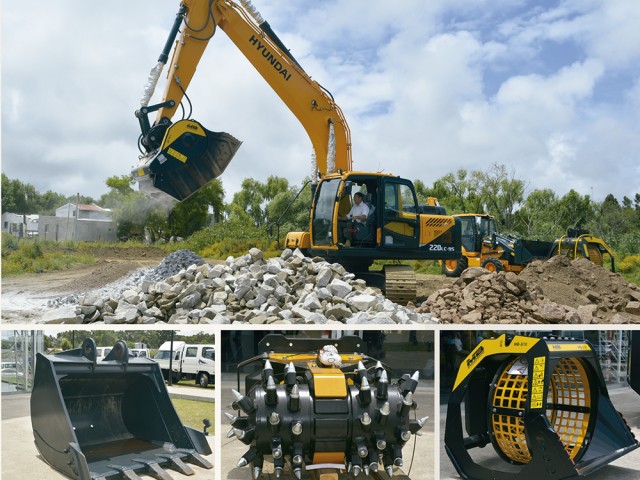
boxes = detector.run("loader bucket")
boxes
[134,119,241,201]
[31,339,212,480]
[445,334,639,480]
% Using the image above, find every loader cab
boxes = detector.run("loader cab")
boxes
[457,214,497,253]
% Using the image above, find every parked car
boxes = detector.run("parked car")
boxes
[154,341,215,387]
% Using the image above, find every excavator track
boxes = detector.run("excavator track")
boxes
[383,265,417,305]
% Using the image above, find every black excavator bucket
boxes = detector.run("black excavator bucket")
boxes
[134,119,241,201]
[445,334,639,480]
[31,339,213,480]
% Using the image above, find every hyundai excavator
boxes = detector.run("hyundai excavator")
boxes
[134,0,461,303]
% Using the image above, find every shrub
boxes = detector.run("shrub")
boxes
[618,255,640,273]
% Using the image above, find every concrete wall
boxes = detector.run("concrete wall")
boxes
[38,216,117,242]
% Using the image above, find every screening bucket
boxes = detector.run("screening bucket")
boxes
[31,339,212,480]
[445,334,639,480]
[134,119,242,201]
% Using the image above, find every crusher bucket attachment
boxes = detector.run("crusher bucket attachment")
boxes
[133,118,242,202]
[445,334,639,480]
[31,339,213,480]
[227,334,428,478]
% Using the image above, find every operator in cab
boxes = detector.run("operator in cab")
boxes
[338,192,369,246]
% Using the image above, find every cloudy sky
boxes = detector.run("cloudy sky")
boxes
[3,0,639,204]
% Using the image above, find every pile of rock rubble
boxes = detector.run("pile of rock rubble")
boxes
[416,256,640,324]
[42,248,434,324]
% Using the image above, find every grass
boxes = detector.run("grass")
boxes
[1,236,95,275]
[3,233,638,287]
[172,398,215,434]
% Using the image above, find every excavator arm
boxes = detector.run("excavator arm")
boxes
[135,0,351,201]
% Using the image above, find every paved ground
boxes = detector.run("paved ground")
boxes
[1,384,215,480]
[220,373,435,480]
[439,385,640,480]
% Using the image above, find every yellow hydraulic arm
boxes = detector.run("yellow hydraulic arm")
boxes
[141,0,352,176]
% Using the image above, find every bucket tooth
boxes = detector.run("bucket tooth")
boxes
[398,392,413,417]
[360,412,372,432]
[357,361,368,384]
[291,420,303,436]
[132,459,173,480]
[410,415,429,434]
[233,426,255,444]
[263,359,274,384]
[266,376,278,405]
[352,465,362,477]
[178,450,213,470]
[376,370,389,400]
[288,384,300,412]
[237,448,258,467]
[358,377,372,405]
[401,371,419,396]
[269,412,281,433]
[274,455,284,479]
[251,453,264,479]
[252,466,263,480]
[285,362,297,387]
[225,411,250,429]
[369,451,379,471]
[377,401,390,425]
[385,465,394,477]
[156,454,195,476]
[231,389,256,414]
[107,465,145,480]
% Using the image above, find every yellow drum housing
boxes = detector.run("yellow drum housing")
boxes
[444,334,639,480]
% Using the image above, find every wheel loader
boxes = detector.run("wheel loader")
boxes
[226,334,428,478]
[133,0,462,303]
[441,213,615,277]
[445,333,640,480]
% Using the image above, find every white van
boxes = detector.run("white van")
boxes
[95,347,112,362]
[154,341,214,387]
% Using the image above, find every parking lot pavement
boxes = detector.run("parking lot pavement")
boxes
[439,386,640,480]
[1,388,215,480]
[220,373,435,480]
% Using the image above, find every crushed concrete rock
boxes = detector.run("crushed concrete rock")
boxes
[45,248,435,325]
[417,256,640,324]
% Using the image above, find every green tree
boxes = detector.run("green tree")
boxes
[556,189,594,231]
[38,190,67,215]
[475,163,526,231]
[515,188,559,238]
[1,174,40,214]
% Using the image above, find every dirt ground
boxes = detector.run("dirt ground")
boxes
[1,247,451,323]
[1,247,167,323]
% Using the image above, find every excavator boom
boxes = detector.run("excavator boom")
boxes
[134,0,351,201]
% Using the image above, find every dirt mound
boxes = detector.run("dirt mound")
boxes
[417,256,640,324]
[520,256,640,320]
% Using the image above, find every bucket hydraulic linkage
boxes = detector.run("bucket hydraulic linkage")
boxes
[445,334,639,480]
[227,334,428,478]
[31,339,213,480]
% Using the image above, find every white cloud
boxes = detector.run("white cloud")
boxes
[2,0,638,207]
